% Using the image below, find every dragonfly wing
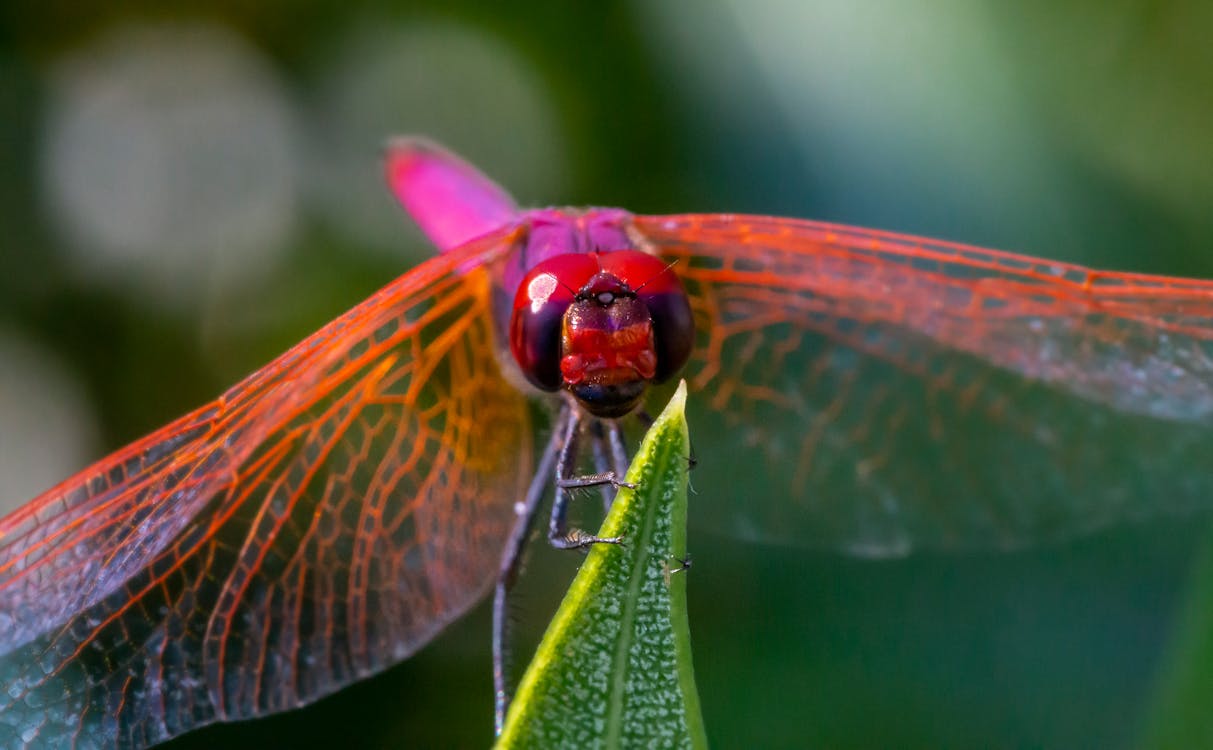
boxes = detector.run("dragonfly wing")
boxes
[635,213,1213,555]
[0,226,531,749]
[0,403,246,654]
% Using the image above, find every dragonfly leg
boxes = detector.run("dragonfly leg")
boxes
[595,418,636,513]
[549,411,628,550]
[493,406,567,735]
[607,419,629,478]
[634,409,654,429]
[587,421,615,514]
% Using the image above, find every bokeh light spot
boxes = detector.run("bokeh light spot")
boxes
[309,21,566,256]
[0,330,98,513]
[40,23,301,307]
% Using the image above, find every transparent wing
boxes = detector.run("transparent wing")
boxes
[0,225,531,749]
[635,213,1213,555]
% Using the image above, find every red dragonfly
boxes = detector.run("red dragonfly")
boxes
[3,139,1213,749]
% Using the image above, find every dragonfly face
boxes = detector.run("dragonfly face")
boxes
[2,137,1213,749]
[508,248,694,418]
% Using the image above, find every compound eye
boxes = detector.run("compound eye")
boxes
[509,254,598,390]
[643,282,694,382]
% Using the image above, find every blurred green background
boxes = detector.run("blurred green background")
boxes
[2,1,1213,748]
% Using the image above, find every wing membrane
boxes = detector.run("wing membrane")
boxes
[636,214,1213,554]
[0,226,529,749]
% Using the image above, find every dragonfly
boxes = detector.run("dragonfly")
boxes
[3,138,1213,749]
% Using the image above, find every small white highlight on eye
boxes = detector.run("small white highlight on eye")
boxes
[528,273,560,313]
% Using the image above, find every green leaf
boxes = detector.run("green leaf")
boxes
[495,380,706,750]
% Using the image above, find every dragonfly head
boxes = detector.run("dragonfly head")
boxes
[509,250,694,419]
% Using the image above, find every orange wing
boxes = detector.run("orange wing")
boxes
[0,226,530,749]
[636,214,1213,555]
